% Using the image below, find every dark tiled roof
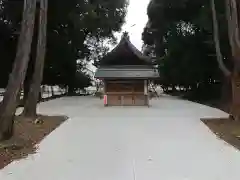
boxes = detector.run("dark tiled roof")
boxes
[99,34,152,66]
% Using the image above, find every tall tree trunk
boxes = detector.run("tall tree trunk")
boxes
[23,9,39,104]
[0,0,37,140]
[226,0,240,69]
[220,76,232,111]
[211,0,231,77]
[51,86,55,97]
[225,0,240,120]
[211,0,232,109]
[232,0,240,71]
[23,0,48,119]
[38,87,42,101]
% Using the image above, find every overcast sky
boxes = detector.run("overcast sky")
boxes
[89,0,150,72]
[116,0,150,50]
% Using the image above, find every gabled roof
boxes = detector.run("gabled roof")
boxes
[99,33,152,66]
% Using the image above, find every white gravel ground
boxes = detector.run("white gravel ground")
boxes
[1,96,240,180]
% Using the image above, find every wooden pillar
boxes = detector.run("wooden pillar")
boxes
[103,80,108,106]
[144,80,147,95]
[103,80,106,95]
[144,80,149,106]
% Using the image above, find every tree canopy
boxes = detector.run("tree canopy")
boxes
[0,0,128,91]
[142,0,232,100]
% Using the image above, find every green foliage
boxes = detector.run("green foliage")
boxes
[143,0,232,100]
[0,0,128,90]
[74,72,92,90]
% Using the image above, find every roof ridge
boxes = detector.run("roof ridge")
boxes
[99,34,152,66]
[123,37,151,62]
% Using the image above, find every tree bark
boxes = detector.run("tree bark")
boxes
[226,0,240,70]
[23,76,31,103]
[51,86,55,97]
[226,0,235,55]
[211,0,231,77]
[0,0,37,140]
[211,0,233,111]
[231,0,240,71]
[23,13,39,104]
[23,0,48,118]
[225,0,240,120]
[221,75,232,110]
[231,74,240,120]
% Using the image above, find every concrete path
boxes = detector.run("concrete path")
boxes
[1,96,240,180]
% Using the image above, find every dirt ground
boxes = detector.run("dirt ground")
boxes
[0,115,67,169]
[202,118,240,151]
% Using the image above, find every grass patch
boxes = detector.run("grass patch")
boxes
[0,115,68,169]
[202,118,240,150]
